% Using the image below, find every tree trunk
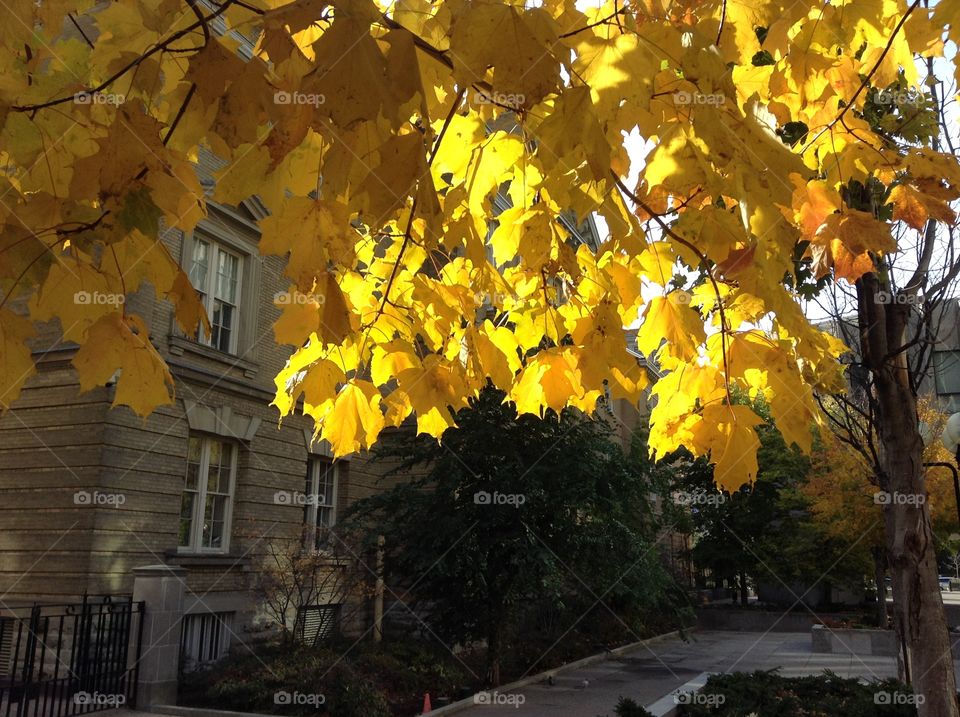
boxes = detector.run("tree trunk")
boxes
[485,620,502,686]
[860,276,958,716]
[739,570,749,606]
[872,545,888,628]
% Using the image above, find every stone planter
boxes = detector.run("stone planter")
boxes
[810,623,897,657]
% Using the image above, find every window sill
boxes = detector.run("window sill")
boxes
[165,550,252,569]
[168,335,258,378]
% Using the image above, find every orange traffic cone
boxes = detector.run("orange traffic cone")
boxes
[422,692,432,714]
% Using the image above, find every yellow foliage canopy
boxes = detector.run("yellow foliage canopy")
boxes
[2,0,960,487]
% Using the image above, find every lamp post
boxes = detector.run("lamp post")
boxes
[927,413,960,528]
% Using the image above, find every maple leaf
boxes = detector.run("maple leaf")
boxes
[273,273,353,346]
[0,309,37,410]
[448,0,562,108]
[396,355,469,438]
[889,184,957,231]
[72,313,175,417]
[809,210,895,282]
[636,293,706,362]
[320,380,385,456]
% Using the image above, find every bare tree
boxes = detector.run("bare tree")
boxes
[810,66,960,713]
[251,525,369,645]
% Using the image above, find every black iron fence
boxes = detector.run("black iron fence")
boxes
[0,596,144,717]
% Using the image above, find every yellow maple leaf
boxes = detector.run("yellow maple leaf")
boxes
[320,380,384,456]
[272,274,353,346]
[72,313,175,417]
[448,1,561,107]
[889,184,957,232]
[694,404,764,491]
[809,210,895,282]
[637,293,706,362]
[0,308,37,410]
[396,355,469,438]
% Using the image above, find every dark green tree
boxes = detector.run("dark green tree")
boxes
[664,401,866,607]
[342,386,685,686]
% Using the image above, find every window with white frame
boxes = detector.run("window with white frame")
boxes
[187,236,242,354]
[179,436,236,553]
[304,457,338,549]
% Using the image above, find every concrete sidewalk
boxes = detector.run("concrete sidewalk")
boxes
[456,630,910,717]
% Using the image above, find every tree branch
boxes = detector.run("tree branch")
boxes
[12,0,235,113]
[800,0,922,155]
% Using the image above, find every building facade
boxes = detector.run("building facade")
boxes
[0,194,403,665]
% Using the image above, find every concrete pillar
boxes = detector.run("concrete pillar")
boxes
[132,564,187,709]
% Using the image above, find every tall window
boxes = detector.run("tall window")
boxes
[304,457,338,549]
[188,237,241,353]
[180,436,236,553]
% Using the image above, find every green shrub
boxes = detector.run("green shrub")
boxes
[179,645,391,717]
[613,696,656,717]
[677,670,922,717]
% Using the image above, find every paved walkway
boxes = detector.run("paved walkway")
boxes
[459,630,910,717]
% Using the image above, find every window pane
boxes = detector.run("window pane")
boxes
[304,472,313,526]
[317,506,332,529]
[185,437,202,490]
[935,351,960,395]
[189,240,210,289]
[203,495,227,548]
[209,441,233,494]
[179,493,195,547]
[207,440,223,492]
[212,301,234,353]
[305,459,336,534]
[216,252,239,303]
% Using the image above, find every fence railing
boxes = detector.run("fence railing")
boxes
[0,596,144,717]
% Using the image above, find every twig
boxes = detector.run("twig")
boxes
[163,83,197,146]
[800,0,923,155]
[715,0,727,46]
[369,88,467,326]
[12,0,236,113]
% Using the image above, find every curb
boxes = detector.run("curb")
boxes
[422,628,691,716]
[152,706,279,717]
